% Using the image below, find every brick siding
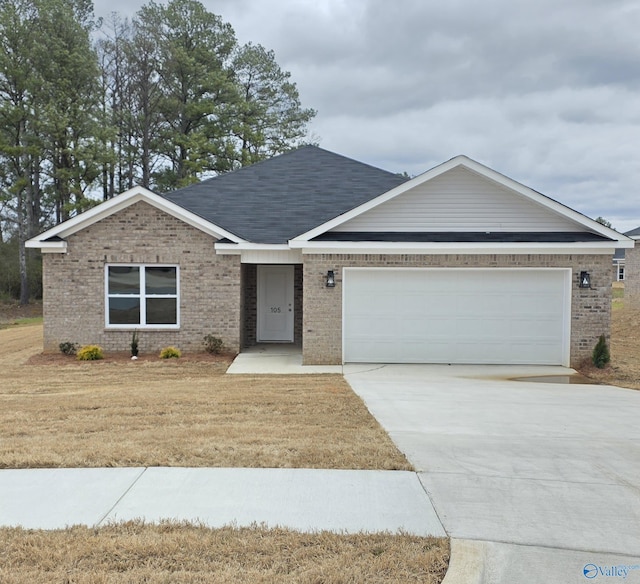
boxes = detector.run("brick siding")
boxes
[302,253,612,367]
[42,202,614,367]
[42,201,241,354]
[625,242,640,309]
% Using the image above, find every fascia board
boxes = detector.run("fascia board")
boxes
[214,243,292,256]
[25,186,244,247]
[215,243,292,251]
[293,241,623,255]
[290,154,632,245]
[25,240,67,252]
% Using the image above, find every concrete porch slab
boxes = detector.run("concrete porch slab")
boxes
[227,344,343,374]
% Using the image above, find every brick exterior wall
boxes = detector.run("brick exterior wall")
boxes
[240,264,257,347]
[302,253,612,367]
[625,241,640,309]
[42,201,241,354]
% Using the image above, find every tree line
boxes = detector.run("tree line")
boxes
[0,0,316,303]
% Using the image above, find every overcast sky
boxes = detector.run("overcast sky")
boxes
[93,0,640,232]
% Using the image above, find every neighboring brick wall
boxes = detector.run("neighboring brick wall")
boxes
[302,253,612,367]
[42,201,241,354]
[626,242,640,309]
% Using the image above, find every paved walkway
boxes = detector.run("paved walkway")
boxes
[0,467,445,536]
[346,364,640,584]
[227,344,343,374]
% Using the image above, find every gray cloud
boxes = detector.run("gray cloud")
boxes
[93,0,640,231]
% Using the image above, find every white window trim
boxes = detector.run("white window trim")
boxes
[105,264,180,329]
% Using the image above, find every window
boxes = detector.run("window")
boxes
[106,265,179,328]
[618,265,625,281]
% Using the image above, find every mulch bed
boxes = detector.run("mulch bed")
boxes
[27,351,235,366]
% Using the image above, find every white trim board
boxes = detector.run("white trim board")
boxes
[295,242,621,255]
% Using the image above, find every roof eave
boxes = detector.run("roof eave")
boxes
[290,240,626,255]
[25,186,245,250]
[25,239,67,253]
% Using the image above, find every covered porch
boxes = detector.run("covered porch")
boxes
[240,263,304,349]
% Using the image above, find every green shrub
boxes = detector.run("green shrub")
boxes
[160,346,181,359]
[203,334,224,354]
[59,342,78,356]
[592,334,610,369]
[77,345,104,361]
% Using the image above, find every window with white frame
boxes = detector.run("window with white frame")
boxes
[106,265,179,327]
[618,265,625,281]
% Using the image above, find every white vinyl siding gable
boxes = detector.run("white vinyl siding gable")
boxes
[332,167,583,233]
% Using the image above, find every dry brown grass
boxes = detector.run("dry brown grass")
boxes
[0,521,450,583]
[0,324,411,470]
[578,304,640,390]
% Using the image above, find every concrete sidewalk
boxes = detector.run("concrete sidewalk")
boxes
[0,467,446,536]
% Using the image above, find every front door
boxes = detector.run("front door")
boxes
[257,265,294,342]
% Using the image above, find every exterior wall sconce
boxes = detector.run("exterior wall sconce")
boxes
[579,271,591,289]
[326,270,336,288]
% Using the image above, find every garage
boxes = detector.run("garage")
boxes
[342,268,571,365]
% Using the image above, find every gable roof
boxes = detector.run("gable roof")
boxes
[26,148,634,255]
[162,146,408,244]
[25,186,243,252]
[290,155,631,247]
[614,227,640,261]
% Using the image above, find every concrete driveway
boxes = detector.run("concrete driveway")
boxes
[345,364,640,583]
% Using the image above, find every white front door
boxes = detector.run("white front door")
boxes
[257,265,294,342]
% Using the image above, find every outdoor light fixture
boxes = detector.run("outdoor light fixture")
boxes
[579,271,591,289]
[326,270,336,288]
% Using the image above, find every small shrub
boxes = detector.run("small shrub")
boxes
[59,341,78,356]
[131,330,139,357]
[203,334,224,354]
[160,346,181,359]
[77,345,104,361]
[592,334,610,369]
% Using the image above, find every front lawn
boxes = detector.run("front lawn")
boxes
[0,324,411,470]
[0,323,446,584]
[0,522,449,584]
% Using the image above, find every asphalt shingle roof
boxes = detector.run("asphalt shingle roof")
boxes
[614,226,640,260]
[161,146,408,243]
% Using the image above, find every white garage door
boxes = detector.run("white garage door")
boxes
[343,268,570,365]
